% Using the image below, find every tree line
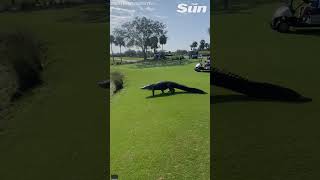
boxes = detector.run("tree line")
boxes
[111,49,189,58]
[110,17,168,63]
[190,39,210,51]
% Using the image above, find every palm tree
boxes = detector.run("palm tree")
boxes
[199,40,206,51]
[145,37,151,59]
[110,35,115,64]
[205,43,210,50]
[150,36,159,54]
[159,35,167,51]
[114,36,125,64]
[113,28,126,64]
[190,41,198,51]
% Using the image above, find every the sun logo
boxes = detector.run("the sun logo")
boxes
[177,3,207,14]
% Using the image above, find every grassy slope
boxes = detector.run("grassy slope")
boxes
[0,5,108,180]
[213,3,320,180]
[110,63,210,179]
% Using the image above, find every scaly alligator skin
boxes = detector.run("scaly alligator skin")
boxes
[141,81,206,96]
[212,68,312,102]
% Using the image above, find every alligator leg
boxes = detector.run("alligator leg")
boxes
[152,89,155,96]
[161,90,164,94]
[169,87,175,94]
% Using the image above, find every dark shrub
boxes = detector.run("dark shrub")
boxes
[20,1,36,11]
[158,51,166,60]
[169,55,184,61]
[0,62,18,109]
[110,71,124,94]
[0,3,9,12]
[3,31,47,93]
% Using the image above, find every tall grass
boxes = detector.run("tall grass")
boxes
[0,31,47,99]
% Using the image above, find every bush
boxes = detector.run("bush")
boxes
[1,31,47,94]
[20,1,36,10]
[0,2,10,12]
[0,61,18,109]
[159,51,167,60]
[110,71,124,94]
[169,55,184,60]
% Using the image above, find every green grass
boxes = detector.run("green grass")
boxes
[213,3,320,180]
[0,5,108,180]
[110,63,210,179]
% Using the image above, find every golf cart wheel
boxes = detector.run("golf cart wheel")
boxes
[278,22,289,33]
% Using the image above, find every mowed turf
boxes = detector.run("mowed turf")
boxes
[110,63,210,179]
[0,5,108,180]
[213,3,320,180]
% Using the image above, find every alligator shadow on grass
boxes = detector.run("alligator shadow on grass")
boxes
[288,29,320,37]
[146,92,206,99]
[212,68,313,104]
[211,94,312,104]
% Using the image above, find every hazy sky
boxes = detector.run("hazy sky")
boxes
[110,0,210,53]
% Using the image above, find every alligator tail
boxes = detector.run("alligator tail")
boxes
[212,68,311,102]
[174,83,207,94]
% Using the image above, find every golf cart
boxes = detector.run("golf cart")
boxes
[195,56,211,72]
[271,0,320,32]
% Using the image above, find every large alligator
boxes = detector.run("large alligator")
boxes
[212,68,312,102]
[141,81,206,96]
[99,68,311,102]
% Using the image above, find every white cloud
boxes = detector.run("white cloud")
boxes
[110,3,136,29]
[110,15,133,30]
[110,0,164,31]
[144,7,155,12]
[110,7,136,14]
[154,15,168,20]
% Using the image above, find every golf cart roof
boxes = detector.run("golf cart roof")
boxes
[199,50,210,56]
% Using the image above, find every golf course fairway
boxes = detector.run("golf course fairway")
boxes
[110,63,210,179]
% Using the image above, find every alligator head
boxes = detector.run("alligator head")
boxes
[141,84,155,90]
